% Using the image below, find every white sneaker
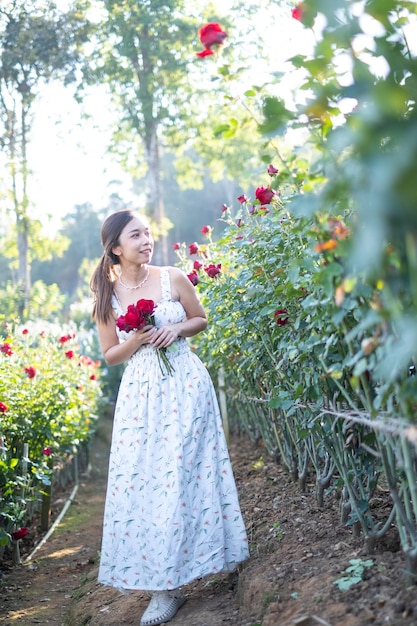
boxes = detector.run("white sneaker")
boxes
[140,590,186,625]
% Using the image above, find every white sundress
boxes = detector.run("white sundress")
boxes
[98,267,249,591]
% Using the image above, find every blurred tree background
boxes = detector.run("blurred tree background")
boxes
[0,0,287,317]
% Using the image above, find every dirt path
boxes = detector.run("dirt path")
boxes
[1,412,417,626]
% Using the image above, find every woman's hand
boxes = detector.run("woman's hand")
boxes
[150,325,179,349]
[132,324,158,347]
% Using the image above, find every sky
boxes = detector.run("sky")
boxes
[29,84,132,230]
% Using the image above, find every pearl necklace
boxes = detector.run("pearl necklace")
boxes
[119,266,149,290]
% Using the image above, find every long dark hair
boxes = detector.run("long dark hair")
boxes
[90,210,136,323]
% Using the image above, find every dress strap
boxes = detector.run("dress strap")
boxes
[111,292,123,315]
[160,267,171,300]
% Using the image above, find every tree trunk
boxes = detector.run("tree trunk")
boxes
[143,126,168,265]
[16,98,31,318]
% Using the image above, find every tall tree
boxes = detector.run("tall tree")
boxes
[0,0,91,317]
[31,203,105,295]
[88,0,212,263]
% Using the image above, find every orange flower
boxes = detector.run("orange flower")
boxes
[328,218,350,240]
[314,240,338,252]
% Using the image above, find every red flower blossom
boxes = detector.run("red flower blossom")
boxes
[24,366,37,379]
[200,225,211,236]
[22,328,29,335]
[116,300,154,333]
[90,374,97,381]
[193,260,203,271]
[116,299,174,375]
[187,271,199,286]
[236,219,244,228]
[274,309,289,326]
[267,164,279,175]
[204,263,222,278]
[42,447,52,456]
[80,355,95,366]
[11,527,28,541]
[172,242,181,250]
[59,334,72,344]
[0,401,8,413]
[196,22,228,58]
[221,203,229,213]
[291,3,304,20]
[0,342,13,356]
[255,186,275,205]
[237,194,248,204]
[189,242,199,255]
[65,350,74,359]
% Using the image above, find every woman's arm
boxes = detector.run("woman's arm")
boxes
[151,267,207,349]
[97,317,156,366]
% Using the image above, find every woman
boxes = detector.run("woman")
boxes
[90,210,249,626]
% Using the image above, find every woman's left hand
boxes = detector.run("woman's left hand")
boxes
[151,325,179,349]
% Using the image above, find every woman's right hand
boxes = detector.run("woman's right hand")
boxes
[132,324,157,347]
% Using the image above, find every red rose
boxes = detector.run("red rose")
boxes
[0,401,8,413]
[90,374,97,380]
[119,308,144,332]
[24,366,37,379]
[201,225,211,236]
[193,260,203,271]
[237,194,248,204]
[189,242,199,255]
[11,527,28,541]
[196,22,227,58]
[65,350,74,359]
[116,300,155,333]
[0,342,13,356]
[291,3,304,20]
[172,242,181,250]
[42,447,52,456]
[204,263,222,278]
[136,299,155,317]
[267,164,279,175]
[59,334,71,344]
[255,186,275,205]
[187,271,199,286]
[274,309,289,326]
[22,328,29,335]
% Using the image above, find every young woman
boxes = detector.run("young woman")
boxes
[90,210,249,626]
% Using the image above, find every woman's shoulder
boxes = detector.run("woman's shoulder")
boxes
[156,265,185,279]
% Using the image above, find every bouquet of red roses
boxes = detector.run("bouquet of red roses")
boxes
[116,299,174,376]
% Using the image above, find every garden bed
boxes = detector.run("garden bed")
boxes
[0,414,416,625]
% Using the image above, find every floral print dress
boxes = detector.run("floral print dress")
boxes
[98,268,249,591]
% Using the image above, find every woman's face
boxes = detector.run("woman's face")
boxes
[112,215,154,266]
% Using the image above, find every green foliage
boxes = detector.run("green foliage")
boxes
[174,160,417,562]
[0,321,102,537]
[0,0,93,313]
[30,203,105,296]
[0,281,67,324]
[333,558,374,591]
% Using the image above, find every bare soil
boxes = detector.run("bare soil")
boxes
[1,411,417,626]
